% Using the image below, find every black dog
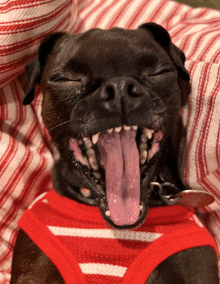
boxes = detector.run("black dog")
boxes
[10,23,218,283]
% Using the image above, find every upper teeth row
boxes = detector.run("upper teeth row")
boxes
[107,125,138,134]
[83,126,155,170]
[84,126,154,145]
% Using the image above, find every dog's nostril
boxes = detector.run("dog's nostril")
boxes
[126,83,143,97]
[102,85,115,101]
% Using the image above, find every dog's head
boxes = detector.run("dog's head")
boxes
[23,23,190,229]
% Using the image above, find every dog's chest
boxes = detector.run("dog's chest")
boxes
[18,190,213,284]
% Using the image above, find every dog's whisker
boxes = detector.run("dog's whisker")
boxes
[48,120,71,133]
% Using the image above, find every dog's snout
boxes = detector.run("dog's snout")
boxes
[100,77,144,102]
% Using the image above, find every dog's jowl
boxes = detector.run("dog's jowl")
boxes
[10,24,219,284]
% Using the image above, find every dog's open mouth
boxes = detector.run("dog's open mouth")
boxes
[69,126,163,228]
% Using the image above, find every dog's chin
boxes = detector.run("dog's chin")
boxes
[66,125,163,229]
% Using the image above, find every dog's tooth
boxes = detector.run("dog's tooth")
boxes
[140,150,148,165]
[93,172,101,180]
[92,133,100,144]
[139,143,147,151]
[132,125,138,130]
[105,210,110,217]
[84,138,92,149]
[107,128,113,134]
[89,157,99,171]
[123,125,131,131]
[140,132,148,143]
[143,128,154,140]
[139,204,143,211]
[115,126,122,133]
[86,148,96,157]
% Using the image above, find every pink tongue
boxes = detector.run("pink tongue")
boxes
[97,130,140,226]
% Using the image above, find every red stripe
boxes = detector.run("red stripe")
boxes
[0,11,70,70]
[0,0,56,13]
[0,69,27,89]
[164,2,182,31]
[186,28,220,62]
[198,30,220,62]
[0,0,71,33]
[92,0,132,29]
[171,24,194,47]
[0,13,70,88]
[0,82,23,187]
[199,177,220,201]
[194,64,211,182]
[0,154,51,246]
[182,61,198,185]
[148,0,168,23]
[196,67,220,179]
[126,0,154,30]
[216,122,220,167]
[74,0,107,33]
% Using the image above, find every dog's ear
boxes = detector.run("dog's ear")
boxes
[22,32,68,105]
[139,23,190,81]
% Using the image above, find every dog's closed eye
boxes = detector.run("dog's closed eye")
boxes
[49,74,82,83]
[149,68,175,77]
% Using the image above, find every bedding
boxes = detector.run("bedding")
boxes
[0,0,220,282]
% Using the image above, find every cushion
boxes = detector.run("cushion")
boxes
[0,0,220,282]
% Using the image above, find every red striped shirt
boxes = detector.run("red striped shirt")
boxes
[19,190,218,284]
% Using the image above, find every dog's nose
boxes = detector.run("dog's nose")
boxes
[100,77,144,102]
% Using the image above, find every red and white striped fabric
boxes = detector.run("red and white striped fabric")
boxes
[1,0,220,282]
[18,190,218,283]
[0,1,77,283]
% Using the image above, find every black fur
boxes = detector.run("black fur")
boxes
[10,23,218,283]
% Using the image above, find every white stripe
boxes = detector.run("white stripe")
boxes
[47,227,163,242]
[28,192,47,209]
[79,263,127,277]
[192,214,204,228]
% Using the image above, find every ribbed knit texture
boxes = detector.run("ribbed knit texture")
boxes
[18,190,218,284]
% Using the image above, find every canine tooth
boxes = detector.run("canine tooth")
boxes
[86,148,96,157]
[107,128,113,134]
[89,157,99,171]
[140,150,148,165]
[139,143,147,151]
[92,133,100,144]
[140,205,143,211]
[141,133,148,143]
[132,125,138,130]
[105,210,110,217]
[115,126,122,133]
[123,125,131,131]
[143,128,154,140]
[84,138,92,149]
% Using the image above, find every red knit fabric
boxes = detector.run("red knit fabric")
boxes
[18,190,218,284]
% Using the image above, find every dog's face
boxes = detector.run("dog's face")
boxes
[23,23,190,229]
